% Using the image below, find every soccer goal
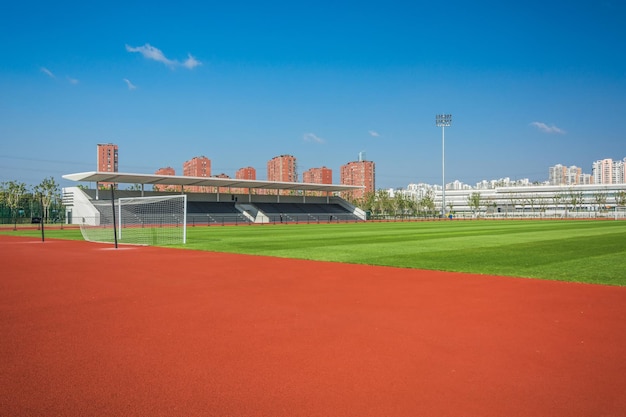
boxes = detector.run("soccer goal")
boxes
[80,194,187,245]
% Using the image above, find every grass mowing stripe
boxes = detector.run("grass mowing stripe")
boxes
[368,233,624,283]
[3,220,625,285]
[177,220,626,285]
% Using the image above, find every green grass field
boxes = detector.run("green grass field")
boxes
[3,220,625,286]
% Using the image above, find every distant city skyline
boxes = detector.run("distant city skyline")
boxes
[151,152,626,191]
[2,1,625,190]
[398,157,626,191]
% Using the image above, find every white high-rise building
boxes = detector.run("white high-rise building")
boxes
[613,158,626,184]
[549,164,582,185]
[592,158,626,185]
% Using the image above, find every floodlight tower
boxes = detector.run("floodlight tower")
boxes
[436,114,452,217]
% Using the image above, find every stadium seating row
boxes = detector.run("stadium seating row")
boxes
[188,202,360,225]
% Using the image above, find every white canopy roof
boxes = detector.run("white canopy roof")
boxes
[63,171,363,193]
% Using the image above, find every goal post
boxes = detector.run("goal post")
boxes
[80,194,187,245]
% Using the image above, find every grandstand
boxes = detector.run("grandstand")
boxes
[62,171,366,226]
[253,202,358,223]
[187,202,248,225]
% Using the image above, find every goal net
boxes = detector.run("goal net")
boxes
[80,195,187,245]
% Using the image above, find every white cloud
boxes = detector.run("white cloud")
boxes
[368,130,380,137]
[123,78,137,90]
[530,121,565,134]
[126,43,174,66]
[183,54,201,69]
[303,133,325,144]
[41,67,78,84]
[126,43,201,69]
[41,67,55,78]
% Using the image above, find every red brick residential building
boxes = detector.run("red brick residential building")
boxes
[340,160,375,199]
[303,166,332,184]
[96,143,119,189]
[267,155,297,195]
[183,156,211,193]
[155,166,176,176]
[213,173,231,193]
[303,166,332,196]
[236,167,256,180]
[154,167,179,192]
[233,167,257,194]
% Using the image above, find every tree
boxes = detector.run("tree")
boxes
[467,192,482,217]
[593,192,607,214]
[567,190,584,213]
[615,190,626,207]
[526,194,539,216]
[33,177,59,222]
[374,189,391,218]
[359,191,376,216]
[393,192,409,219]
[507,193,519,217]
[519,194,528,216]
[0,183,6,220]
[552,193,564,217]
[406,195,418,217]
[3,181,28,230]
[419,190,436,217]
[483,196,496,216]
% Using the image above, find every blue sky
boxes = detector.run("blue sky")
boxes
[1,0,625,189]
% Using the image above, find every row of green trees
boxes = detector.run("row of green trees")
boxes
[466,190,626,216]
[345,189,626,219]
[346,190,440,219]
[0,177,62,228]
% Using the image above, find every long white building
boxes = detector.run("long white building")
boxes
[394,183,626,218]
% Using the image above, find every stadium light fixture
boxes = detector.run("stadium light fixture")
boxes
[436,114,452,218]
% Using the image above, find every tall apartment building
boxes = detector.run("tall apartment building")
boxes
[267,155,297,182]
[565,166,582,185]
[96,143,118,189]
[154,167,178,192]
[618,159,626,184]
[303,167,332,196]
[155,166,176,176]
[267,155,297,195]
[579,173,593,185]
[213,173,231,193]
[183,156,211,193]
[236,167,257,180]
[303,167,332,184]
[549,164,581,186]
[592,159,612,184]
[548,164,565,185]
[592,158,626,185]
[233,166,257,194]
[340,158,375,199]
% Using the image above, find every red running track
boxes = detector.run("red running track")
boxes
[1,235,625,416]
